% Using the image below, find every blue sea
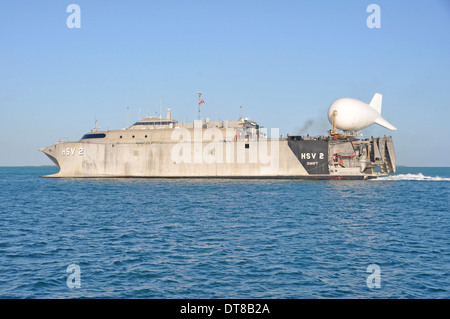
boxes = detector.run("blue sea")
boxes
[0,166,448,299]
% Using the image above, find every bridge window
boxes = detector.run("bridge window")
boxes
[134,121,172,126]
[81,133,106,139]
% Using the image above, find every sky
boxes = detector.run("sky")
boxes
[0,0,449,166]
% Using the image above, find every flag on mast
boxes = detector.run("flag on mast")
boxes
[197,92,205,120]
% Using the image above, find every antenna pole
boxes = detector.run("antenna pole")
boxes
[127,90,130,128]
[127,106,129,128]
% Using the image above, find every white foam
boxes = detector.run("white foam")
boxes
[373,173,450,181]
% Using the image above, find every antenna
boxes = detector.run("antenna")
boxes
[240,105,243,120]
[127,90,130,128]
[127,105,130,128]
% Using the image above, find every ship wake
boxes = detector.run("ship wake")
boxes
[372,173,450,181]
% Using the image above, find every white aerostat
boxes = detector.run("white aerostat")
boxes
[327,93,397,131]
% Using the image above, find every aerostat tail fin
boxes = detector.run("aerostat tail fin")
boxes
[369,93,382,114]
[375,116,397,131]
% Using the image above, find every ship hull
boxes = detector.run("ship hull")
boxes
[40,136,395,179]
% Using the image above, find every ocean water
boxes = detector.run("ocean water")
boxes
[0,166,448,299]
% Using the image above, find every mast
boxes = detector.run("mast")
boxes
[197,92,204,121]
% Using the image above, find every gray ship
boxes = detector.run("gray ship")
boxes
[39,93,397,180]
